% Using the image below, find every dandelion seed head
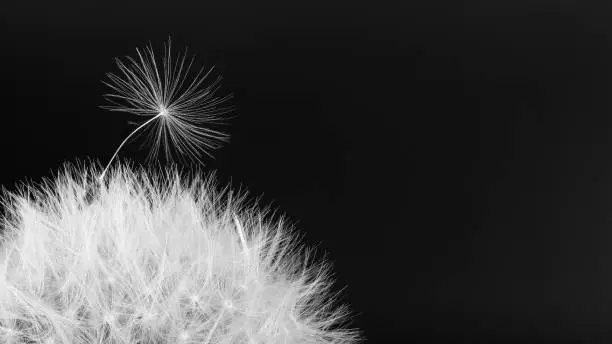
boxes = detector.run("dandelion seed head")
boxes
[0,164,361,343]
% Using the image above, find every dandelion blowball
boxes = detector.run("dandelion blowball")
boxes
[0,40,360,343]
[0,164,359,344]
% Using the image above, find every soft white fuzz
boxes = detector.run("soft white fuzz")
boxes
[0,164,359,344]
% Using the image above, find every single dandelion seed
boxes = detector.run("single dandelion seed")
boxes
[98,37,234,182]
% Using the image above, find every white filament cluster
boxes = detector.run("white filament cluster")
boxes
[99,38,234,181]
[0,164,359,344]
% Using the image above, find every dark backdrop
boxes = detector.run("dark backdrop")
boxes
[5,1,612,343]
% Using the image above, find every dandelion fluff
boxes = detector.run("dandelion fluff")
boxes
[99,38,234,181]
[0,164,360,343]
[0,39,360,343]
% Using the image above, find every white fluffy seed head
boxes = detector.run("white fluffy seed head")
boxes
[0,163,360,344]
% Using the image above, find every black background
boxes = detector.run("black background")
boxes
[5,1,612,342]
